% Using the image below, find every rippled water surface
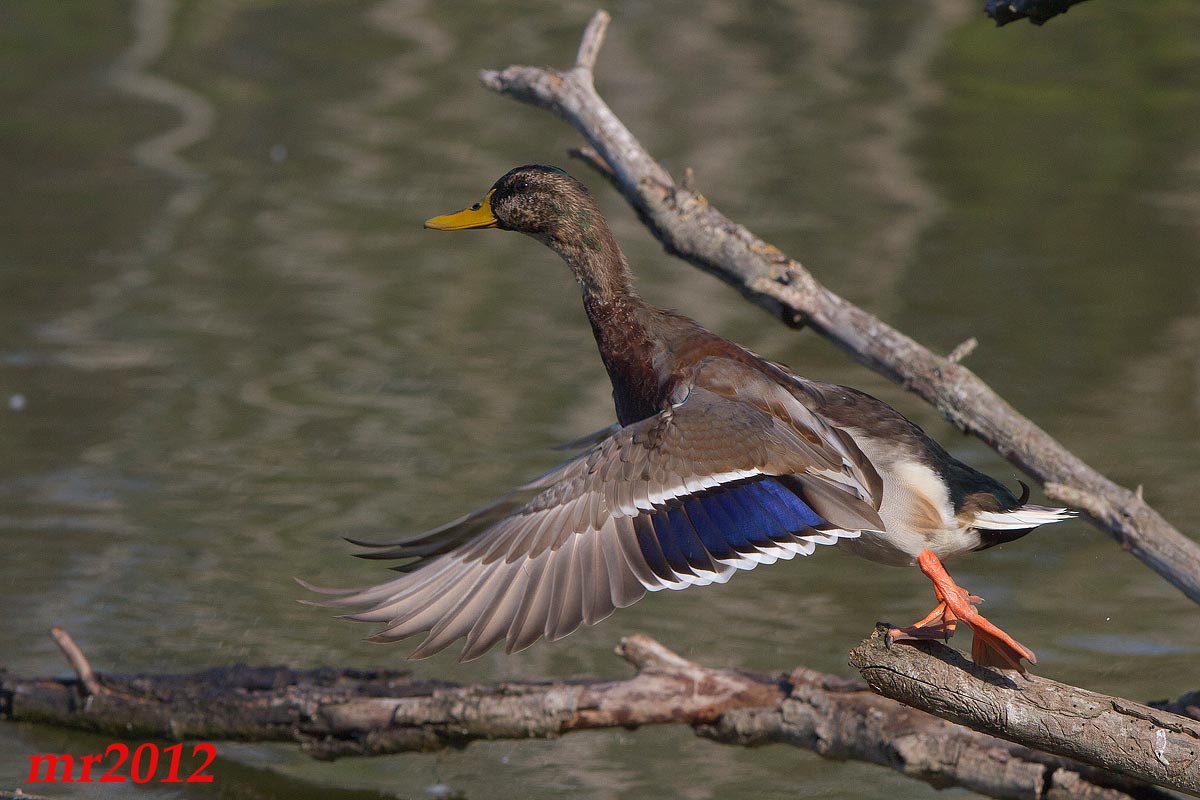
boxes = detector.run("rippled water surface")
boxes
[3,2,1199,798]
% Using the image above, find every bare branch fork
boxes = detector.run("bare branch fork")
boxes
[3,629,1195,799]
[479,10,1200,604]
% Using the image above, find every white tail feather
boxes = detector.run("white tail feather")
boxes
[973,504,1074,531]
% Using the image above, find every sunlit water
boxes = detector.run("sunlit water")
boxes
[2,2,1198,798]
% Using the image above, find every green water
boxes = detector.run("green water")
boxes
[2,1,1198,797]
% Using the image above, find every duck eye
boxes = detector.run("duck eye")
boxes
[515,179,530,192]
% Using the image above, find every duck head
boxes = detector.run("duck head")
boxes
[425,164,637,304]
[426,164,612,248]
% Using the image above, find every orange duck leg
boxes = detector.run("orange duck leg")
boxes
[888,549,1036,673]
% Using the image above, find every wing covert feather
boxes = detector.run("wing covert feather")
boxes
[314,359,883,660]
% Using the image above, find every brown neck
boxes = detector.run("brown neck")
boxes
[582,290,666,425]
[542,220,634,300]
[545,233,666,425]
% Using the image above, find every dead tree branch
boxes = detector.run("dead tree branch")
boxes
[851,628,1200,797]
[0,630,1186,799]
[49,626,100,698]
[478,10,1200,606]
[985,0,1093,27]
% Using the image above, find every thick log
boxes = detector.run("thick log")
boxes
[0,631,1181,800]
[850,628,1200,796]
[4,634,777,760]
[477,11,1200,606]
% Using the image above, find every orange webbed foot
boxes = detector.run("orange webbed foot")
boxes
[889,550,1036,673]
[887,601,959,643]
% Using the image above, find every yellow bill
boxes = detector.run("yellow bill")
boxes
[424,189,498,230]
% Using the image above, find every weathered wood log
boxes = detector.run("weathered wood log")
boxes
[477,10,1200,606]
[850,627,1200,797]
[0,631,1183,800]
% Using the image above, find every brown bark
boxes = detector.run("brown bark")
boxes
[476,10,1200,606]
[0,631,1184,800]
[850,627,1200,797]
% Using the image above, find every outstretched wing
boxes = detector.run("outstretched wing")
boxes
[311,360,884,661]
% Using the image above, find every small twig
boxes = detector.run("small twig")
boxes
[569,146,615,181]
[1,790,54,800]
[49,626,102,697]
[615,632,693,671]
[682,166,697,192]
[946,336,978,364]
[573,9,610,74]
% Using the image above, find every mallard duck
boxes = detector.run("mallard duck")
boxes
[309,165,1072,671]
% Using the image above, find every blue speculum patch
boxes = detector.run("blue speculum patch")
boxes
[637,477,827,573]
